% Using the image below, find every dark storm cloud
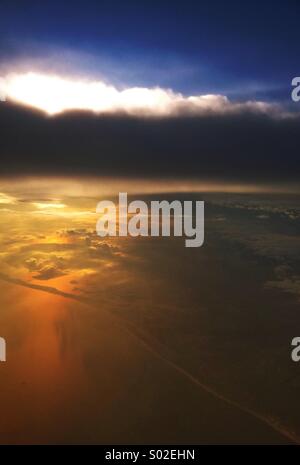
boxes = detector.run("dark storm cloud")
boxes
[1,101,300,184]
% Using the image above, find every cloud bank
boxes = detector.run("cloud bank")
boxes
[0,69,299,188]
[1,71,286,117]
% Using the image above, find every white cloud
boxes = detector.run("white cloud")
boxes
[0,71,286,117]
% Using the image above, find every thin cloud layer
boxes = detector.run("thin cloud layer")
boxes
[1,71,285,117]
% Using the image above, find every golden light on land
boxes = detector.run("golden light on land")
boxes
[0,176,298,197]
[0,192,16,204]
[33,202,66,209]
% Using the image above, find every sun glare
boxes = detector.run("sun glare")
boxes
[2,72,178,116]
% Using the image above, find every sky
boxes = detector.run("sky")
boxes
[1,2,300,444]
[1,0,299,99]
[0,0,300,188]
